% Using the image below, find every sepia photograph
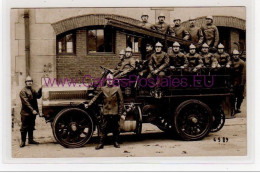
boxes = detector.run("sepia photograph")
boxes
[10,6,247,158]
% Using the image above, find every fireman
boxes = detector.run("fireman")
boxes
[19,76,42,148]
[185,44,203,73]
[85,73,124,149]
[187,17,204,45]
[200,43,218,74]
[151,13,171,35]
[114,47,136,78]
[201,15,219,49]
[214,43,232,68]
[168,41,188,75]
[148,42,169,98]
[139,12,152,29]
[169,17,190,40]
[231,49,246,114]
[114,49,125,71]
[139,42,154,77]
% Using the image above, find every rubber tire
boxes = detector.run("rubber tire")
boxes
[52,108,94,148]
[174,99,213,141]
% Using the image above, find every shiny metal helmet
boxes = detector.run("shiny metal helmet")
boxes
[218,43,225,49]
[25,76,33,82]
[202,43,209,48]
[158,13,165,18]
[141,12,149,17]
[206,15,213,20]
[233,49,240,55]
[125,47,132,52]
[173,42,180,47]
[155,42,163,47]
[189,44,196,49]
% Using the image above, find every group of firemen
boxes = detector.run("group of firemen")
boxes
[139,13,219,48]
[114,41,245,108]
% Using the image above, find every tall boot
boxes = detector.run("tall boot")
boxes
[113,133,120,148]
[236,99,242,113]
[28,130,39,144]
[95,136,105,150]
[20,131,27,148]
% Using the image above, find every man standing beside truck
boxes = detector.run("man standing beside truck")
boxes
[19,76,42,148]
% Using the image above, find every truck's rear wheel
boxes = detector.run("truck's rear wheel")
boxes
[174,99,213,140]
[52,108,94,148]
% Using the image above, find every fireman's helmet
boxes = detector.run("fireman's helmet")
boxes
[206,15,213,20]
[189,17,196,21]
[202,43,209,48]
[155,42,163,47]
[125,47,132,52]
[189,44,196,49]
[233,49,240,55]
[173,42,180,47]
[141,12,149,17]
[218,43,225,49]
[25,76,33,83]
[173,17,181,22]
[158,13,165,18]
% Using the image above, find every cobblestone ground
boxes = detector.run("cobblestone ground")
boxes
[11,99,247,158]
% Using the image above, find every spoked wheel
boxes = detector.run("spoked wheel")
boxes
[211,108,225,132]
[52,108,94,148]
[174,100,213,140]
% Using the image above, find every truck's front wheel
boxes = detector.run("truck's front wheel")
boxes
[52,108,94,148]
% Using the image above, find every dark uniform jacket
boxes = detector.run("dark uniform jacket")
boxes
[139,21,152,29]
[88,86,124,116]
[201,24,219,47]
[186,53,203,68]
[214,52,232,67]
[168,51,188,67]
[232,59,246,86]
[115,57,136,77]
[140,51,154,74]
[170,25,190,40]
[151,22,171,34]
[20,87,42,116]
[200,52,216,67]
[148,52,169,72]
[187,26,204,44]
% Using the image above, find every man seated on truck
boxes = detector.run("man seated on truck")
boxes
[148,42,169,98]
[185,44,204,74]
[85,73,124,149]
[199,43,218,74]
[168,41,188,75]
[114,49,125,71]
[151,13,171,35]
[138,42,154,78]
[114,47,136,78]
[138,12,153,29]
[214,43,232,69]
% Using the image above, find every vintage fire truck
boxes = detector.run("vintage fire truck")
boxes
[41,18,232,148]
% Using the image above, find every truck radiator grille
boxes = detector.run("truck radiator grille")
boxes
[49,91,87,100]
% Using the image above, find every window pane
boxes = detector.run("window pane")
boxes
[96,29,104,52]
[58,42,62,53]
[67,42,73,53]
[104,28,113,52]
[88,30,97,53]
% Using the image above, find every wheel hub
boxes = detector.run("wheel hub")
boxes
[188,114,198,124]
[70,122,78,132]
